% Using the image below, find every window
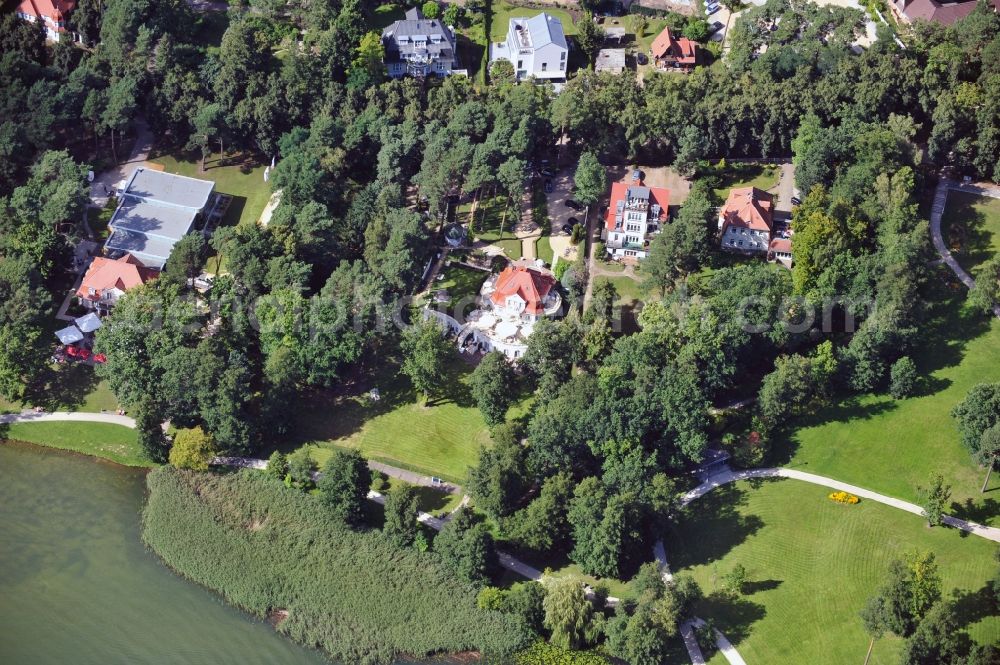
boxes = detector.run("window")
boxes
[517,60,523,68]
[560,62,565,70]
[561,52,566,61]
[88,287,95,296]
[541,62,547,71]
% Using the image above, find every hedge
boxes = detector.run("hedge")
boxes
[142,467,530,665]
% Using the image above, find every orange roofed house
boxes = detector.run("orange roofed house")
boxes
[453,260,562,359]
[16,0,77,42]
[650,26,699,72]
[76,254,158,314]
[604,179,669,261]
[718,187,774,254]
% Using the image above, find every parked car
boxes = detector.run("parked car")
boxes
[636,52,648,65]
[566,199,582,210]
[631,169,641,181]
[707,4,720,14]
[540,168,554,177]
[544,180,554,193]
[708,20,724,34]
[561,224,573,234]
[568,217,581,226]
[790,196,801,206]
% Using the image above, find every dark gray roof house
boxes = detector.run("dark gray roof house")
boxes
[381,8,462,78]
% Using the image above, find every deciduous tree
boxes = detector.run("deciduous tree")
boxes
[317,449,371,526]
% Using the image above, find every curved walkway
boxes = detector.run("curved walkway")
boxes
[929,178,1000,318]
[682,467,1000,542]
[0,410,136,429]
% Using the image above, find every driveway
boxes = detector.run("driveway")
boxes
[90,116,156,207]
[545,167,581,267]
[771,162,795,220]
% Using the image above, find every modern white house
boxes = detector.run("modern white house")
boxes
[603,180,670,261]
[381,7,462,78]
[489,13,569,84]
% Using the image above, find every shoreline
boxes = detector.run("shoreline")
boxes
[0,425,153,469]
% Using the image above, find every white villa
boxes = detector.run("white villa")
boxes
[718,187,774,255]
[426,260,561,360]
[381,7,462,78]
[603,179,670,261]
[489,13,569,84]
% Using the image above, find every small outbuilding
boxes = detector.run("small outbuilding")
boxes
[595,48,627,73]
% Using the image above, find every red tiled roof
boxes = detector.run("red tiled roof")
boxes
[605,181,670,231]
[895,0,993,24]
[768,237,792,254]
[490,265,556,316]
[720,187,773,234]
[77,254,157,302]
[650,26,698,65]
[17,0,75,23]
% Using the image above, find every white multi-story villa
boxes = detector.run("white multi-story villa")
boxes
[717,187,774,254]
[604,179,670,261]
[489,13,569,84]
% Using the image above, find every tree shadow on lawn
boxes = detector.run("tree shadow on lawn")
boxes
[697,592,768,646]
[944,193,992,270]
[24,363,103,412]
[949,584,999,626]
[768,397,899,466]
[948,497,1000,528]
[669,483,765,570]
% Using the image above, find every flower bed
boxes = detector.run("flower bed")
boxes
[828,491,860,505]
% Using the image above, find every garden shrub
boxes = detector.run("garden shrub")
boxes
[514,640,611,664]
[828,490,860,505]
[142,468,530,665]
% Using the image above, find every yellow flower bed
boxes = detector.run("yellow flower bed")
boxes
[828,491,860,505]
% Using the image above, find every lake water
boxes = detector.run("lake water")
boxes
[0,441,330,665]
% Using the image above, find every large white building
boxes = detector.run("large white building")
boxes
[603,179,670,261]
[489,13,569,84]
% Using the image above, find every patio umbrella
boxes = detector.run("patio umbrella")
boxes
[55,325,84,345]
[74,312,103,334]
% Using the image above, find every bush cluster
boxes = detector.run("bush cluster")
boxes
[141,467,529,665]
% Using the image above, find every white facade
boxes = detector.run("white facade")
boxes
[490,13,569,82]
[16,10,73,42]
[605,184,668,261]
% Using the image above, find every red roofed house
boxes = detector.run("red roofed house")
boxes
[718,187,774,254]
[767,237,793,268]
[76,254,158,313]
[890,0,995,25]
[604,179,669,261]
[489,262,560,320]
[16,0,77,42]
[650,26,699,72]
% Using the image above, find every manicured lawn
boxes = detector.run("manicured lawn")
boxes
[2,421,147,467]
[468,192,523,258]
[671,479,1000,665]
[702,162,780,201]
[1,367,118,414]
[432,261,489,312]
[781,269,1000,524]
[594,275,646,334]
[150,152,270,228]
[942,191,1000,274]
[371,3,404,30]
[287,359,527,484]
[377,476,466,517]
[489,2,579,42]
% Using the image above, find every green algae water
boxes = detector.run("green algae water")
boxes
[0,441,329,665]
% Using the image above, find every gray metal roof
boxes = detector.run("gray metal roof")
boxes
[382,7,457,62]
[105,229,177,269]
[627,185,650,200]
[519,13,568,50]
[123,168,214,211]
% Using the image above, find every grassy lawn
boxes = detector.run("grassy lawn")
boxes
[595,275,646,334]
[671,479,1000,665]
[780,269,1000,524]
[1,421,147,467]
[468,192,523,258]
[286,359,527,484]
[370,3,404,30]
[376,476,466,517]
[942,191,1000,275]
[489,2,579,42]
[1,367,118,414]
[701,162,781,201]
[150,152,270,228]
